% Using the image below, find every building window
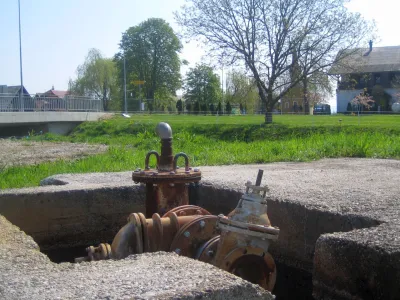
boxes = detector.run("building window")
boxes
[374,73,381,84]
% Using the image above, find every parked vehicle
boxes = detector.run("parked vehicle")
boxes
[313,104,331,115]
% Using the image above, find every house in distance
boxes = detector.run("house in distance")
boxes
[330,41,400,113]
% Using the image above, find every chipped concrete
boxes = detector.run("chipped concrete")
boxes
[0,158,399,299]
[0,216,273,300]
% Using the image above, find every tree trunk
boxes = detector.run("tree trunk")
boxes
[264,91,274,124]
[303,78,309,115]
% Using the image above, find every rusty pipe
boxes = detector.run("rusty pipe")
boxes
[75,205,211,263]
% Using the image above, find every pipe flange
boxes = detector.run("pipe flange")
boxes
[170,215,219,258]
[220,246,277,292]
[128,213,144,254]
[138,213,149,252]
[162,205,211,218]
[195,235,220,264]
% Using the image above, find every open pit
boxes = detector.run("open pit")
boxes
[1,158,399,299]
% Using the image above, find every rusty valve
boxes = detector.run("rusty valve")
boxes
[211,170,280,291]
[132,122,201,217]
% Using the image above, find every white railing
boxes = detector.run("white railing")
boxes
[0,94,103,112]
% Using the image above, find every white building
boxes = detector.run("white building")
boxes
[329,42,400,113]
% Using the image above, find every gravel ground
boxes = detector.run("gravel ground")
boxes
[0,139,108,168]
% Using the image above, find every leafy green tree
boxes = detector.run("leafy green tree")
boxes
[347,102,353,113]
[186,101,192,114]
[194,101,200,115]
[217,101,222,115]
[371,85,391,111]
[225,101,232,115]
[183,64,222,113]
[116,18,183,110]
[70,48,118,111]
[209,103,215,115]
[176,99,183,114]
[225,70,259,114]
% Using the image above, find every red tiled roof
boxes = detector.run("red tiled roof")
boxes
[50,90,70,98]
[43,90,70,98]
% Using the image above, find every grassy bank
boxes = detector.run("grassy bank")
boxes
[1,114,399,189]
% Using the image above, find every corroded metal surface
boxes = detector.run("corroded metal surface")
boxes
[74,206,210,262]
[74,124,279,293]
[170,215,219,258]
[213,170,279,291]
[131,122,201,217]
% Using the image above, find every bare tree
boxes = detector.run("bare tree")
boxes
[176,0,374,122]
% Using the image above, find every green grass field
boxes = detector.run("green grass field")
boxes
[1,113,399,189]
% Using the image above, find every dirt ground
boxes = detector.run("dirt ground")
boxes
[0,139,108,168]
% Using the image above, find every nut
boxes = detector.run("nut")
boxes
[184,231,190,238]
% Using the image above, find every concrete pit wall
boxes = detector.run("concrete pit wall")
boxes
[0,182,384,299]
[1,159,399,299]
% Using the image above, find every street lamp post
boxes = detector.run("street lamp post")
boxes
[123,54,127,113]
[18,0,24,112]
[221,62,224,115]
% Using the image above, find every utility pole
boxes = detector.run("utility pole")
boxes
[123,54,127,113]
[18,0,24,112]
[221,63,224,114]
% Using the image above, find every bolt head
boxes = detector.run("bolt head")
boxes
[199,220,206,228]
[194,168,200,172]
[184,231,190,238]
[207,250,214,257]
[170,171,175,175]
[175,248,181,254]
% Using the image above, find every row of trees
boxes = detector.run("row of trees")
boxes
[70,0,375,122]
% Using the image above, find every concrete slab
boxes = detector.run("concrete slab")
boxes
[1,158,399,299]
[0,216,274,300]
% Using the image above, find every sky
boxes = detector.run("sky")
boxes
[1,0,400,101]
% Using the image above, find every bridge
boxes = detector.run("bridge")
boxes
[0,93,108,136]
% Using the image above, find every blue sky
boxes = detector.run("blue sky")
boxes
[1,0,400,99]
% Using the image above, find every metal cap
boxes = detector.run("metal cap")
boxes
[156,122,172,139]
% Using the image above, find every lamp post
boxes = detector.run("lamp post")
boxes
[221,62,224,115]
[123,54,127,113]
[18,0,24,112]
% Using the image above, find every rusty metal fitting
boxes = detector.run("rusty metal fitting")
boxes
[212,170,279,291]
[74,205,211,263]
[170,215,220,259]
[162,205,211,218]
[74,243,112,263]
[132,122,202,217]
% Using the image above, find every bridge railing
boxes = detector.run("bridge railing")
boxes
[0,94,103,112]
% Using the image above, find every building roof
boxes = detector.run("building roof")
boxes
[40,89,70,98]
[50,90,69,98]
[1,85,30,95]
[329,46,400,75]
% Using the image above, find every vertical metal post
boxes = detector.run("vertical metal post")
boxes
[123,54,127,113]
[221,63,224,114]
[139,84,142,111]
[18,0,24,112]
